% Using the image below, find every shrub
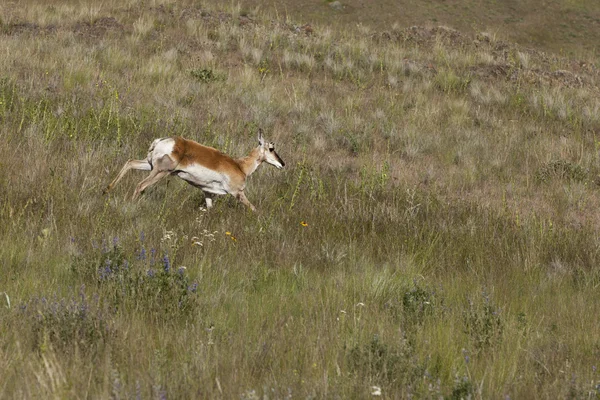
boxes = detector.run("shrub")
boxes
[347,334,423,385]
[463,291,503,350]
[20,287,114,355]
[72,241,199,320]
[382,281,442,326]
[402,283,439,323]
[190,68,223,83]
[449,374,474,400]
[535,159,587,183]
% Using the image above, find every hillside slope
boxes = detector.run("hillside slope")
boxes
[240,0,600,60]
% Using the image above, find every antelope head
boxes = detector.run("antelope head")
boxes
[257,129,285,169]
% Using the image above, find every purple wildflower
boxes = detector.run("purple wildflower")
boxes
[163,254,171,273]
[155,386,167,400]
[147,269,155,278]
[136,381,142,400]
[79,299,88,319]
[100,259,112,280]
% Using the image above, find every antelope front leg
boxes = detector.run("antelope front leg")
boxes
[203,192,214,209]
[236,191,256,212]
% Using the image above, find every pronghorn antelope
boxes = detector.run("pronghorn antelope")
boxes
[104,129,285,211]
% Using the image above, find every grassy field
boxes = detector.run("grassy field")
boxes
[239,0,600,60]
[1,0,600,398]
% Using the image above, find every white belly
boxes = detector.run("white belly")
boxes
[175,164,229,195]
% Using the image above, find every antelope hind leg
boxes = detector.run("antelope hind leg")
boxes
[104,159,151,194]
[131,155,175,200]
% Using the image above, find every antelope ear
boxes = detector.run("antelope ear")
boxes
[257,128,264,146]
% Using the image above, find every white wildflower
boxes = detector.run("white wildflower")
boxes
[371,385,382,396]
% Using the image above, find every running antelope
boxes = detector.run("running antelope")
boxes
[104,129,285,211]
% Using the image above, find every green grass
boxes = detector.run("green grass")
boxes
[1,0,600,398]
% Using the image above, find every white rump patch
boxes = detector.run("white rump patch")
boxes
[149,138,175,165]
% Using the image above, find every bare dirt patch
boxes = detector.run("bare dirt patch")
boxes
[72,16,125,39]
[1,21,56,36]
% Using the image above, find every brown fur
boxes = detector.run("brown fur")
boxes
[173,137,236,171]
[171,136,253,189]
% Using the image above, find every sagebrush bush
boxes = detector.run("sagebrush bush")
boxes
[72,240,200,320]
[20,288,114,355]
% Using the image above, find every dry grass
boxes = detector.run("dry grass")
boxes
[237,0,600,62]
[1,0,600,398]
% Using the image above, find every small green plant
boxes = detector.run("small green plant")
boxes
[535,159,588,183]
[382,281,441,325]
[257,59,270,79]
[342,132,361,155]
[463,291,504,350]
[448,374,474,400]
[356,161,391,198]
[434,69,471,94]
[347,335,421,384]
[190,68,219,83]
[402,283,439,323]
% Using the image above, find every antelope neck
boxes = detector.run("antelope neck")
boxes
[235,147,262,177]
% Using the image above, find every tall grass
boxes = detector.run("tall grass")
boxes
[1,0,600,398]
